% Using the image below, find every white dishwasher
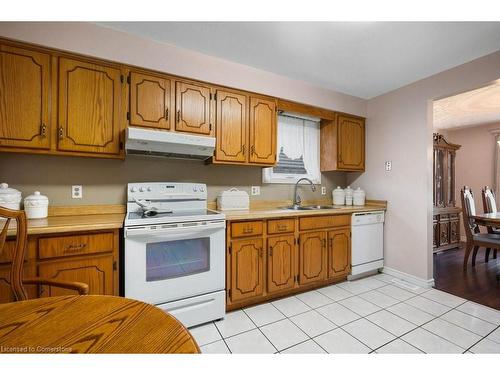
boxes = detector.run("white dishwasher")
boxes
[349,211,384,279]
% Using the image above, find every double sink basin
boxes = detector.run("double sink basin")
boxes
[282,205,339,211]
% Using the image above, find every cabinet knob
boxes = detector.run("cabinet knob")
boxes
[250,145,255,155]
[40,123,47,138]
[58,127,64,140]
[176,110,181,123]
[165,108,169,120]
[241,144,246,154]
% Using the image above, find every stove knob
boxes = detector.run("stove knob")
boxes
[200,186,205,192]
[139,187,145,192]
[193,186,198,192]
[130,187,137,193]
[147,187,152,192]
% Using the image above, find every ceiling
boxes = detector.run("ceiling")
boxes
[433,82,500,130]
[98,22,500,99]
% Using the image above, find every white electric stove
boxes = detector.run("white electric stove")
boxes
[124,182,226,328]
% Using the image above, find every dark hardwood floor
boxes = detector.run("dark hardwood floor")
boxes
[434,243,500,310]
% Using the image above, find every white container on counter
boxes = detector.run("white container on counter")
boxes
[24,191,49,219]
[344,186,354,205]
[0,183,22,210]
[217,188,250,211]
[353,187,366,206]
[332,186,345,205]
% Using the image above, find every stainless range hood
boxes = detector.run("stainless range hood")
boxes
[125,127,216,160]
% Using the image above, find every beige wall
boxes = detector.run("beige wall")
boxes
[445,122,500,214]
[348,51,500,282]
[0,22,354,207]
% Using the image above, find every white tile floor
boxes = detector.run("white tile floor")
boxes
[189,273,500,354]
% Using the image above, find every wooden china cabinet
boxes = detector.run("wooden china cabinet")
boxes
[433,133,461,252]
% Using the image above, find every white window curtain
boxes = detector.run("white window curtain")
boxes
[491,129,500,198]
[262,114,321,184]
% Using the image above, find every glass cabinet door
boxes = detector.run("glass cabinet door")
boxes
[447,151,455,206]
[435,149,445,207]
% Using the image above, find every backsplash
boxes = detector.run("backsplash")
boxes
[2,153,347,206]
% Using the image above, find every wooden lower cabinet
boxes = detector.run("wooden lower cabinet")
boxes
[298,231,327,285]
[0,229,119,303]
[267,235,296,294]
[328,228,351,278]
[229,238,264,303]
[226,215,351,310]
[38,254,115,297]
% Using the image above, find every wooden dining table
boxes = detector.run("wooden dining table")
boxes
[0,295,200,353]
[472,212,500,280]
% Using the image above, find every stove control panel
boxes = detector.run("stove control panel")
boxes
[127,182,207,202]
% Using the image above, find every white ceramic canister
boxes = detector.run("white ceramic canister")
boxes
[0,183,22,210]
[344,186,354,205]
[332,186,346,205]
[24,191,49,219]
[353,187,366,206]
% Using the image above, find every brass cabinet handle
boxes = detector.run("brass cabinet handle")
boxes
[64,243,87,253]
[176,110,181,123]
[40,123,47,138]
[277,224,287,231]
[269,246,273,256]
[250,145,255,155]
[242,227,254,234]
[58,127,64,140]
[242,144,246,154]
[165,108,169,120]
[322,238,326,248]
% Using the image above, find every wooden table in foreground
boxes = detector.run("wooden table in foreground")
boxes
[472,212,500,226]
[0,295,200,354]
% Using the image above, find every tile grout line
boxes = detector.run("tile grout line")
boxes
[240,307,280,353]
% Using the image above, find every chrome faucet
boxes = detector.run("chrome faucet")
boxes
[293,178,316,207]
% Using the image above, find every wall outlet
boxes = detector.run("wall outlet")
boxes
[251,186,261,196]
[385,161,392,171]
[72,185,83,199]
[321,186,327,195]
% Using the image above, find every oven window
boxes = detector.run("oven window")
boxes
[146,238,210,281]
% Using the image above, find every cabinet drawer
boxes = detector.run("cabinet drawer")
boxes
[299,215,350,231]
[231,221,263,238]
[267,219,295,234]
[0,239,36,264]
[38,232,114,260]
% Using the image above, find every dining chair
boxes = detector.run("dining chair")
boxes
[460,186,500,269]
[0,206,89,301]
[481,186,498,262]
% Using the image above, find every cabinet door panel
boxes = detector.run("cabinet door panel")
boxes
[215,90,247,162]
[0,44,50,149]
[230,238,264,303]
[299,231,326,285]
[328,229,350,278]
[38,254,114,297]
[0,264,37,303]
[130,72,171,130]
[58,57,122,155]
[249,96,276,164]
[337,115,364,170]
[175,81,211,135]
[267,235,296,294]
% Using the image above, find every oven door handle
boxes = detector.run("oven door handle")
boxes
[125,220,225,238]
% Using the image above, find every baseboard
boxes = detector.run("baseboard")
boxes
[381,267,435,288]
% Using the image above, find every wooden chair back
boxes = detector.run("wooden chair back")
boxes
[460,186,479,243]
[0,206,29,300]
[482,186,497,213]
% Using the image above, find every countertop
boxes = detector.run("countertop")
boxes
[221,203,386,221]
[6,213,125,237]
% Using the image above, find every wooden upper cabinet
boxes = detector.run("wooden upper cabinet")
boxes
[327,228,350,278]
[267,235,296,294]
[249,96,276,164]
[175,81,212,135]
[229,238,264,303]
[57,57,123,155]
[0,44,51,150]
[320,114,365,172]
[215,89,248,163]
[298,231,327,285]
[337,114,365,170]
[129,72,172,130]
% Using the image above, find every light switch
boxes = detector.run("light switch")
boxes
[321,186,326,195]
[385,161,392,171]
[251,186,261,196]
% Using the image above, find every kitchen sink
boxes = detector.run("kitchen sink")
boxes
[282,205,338,210]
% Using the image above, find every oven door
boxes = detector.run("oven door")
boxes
[124,220,225,305]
